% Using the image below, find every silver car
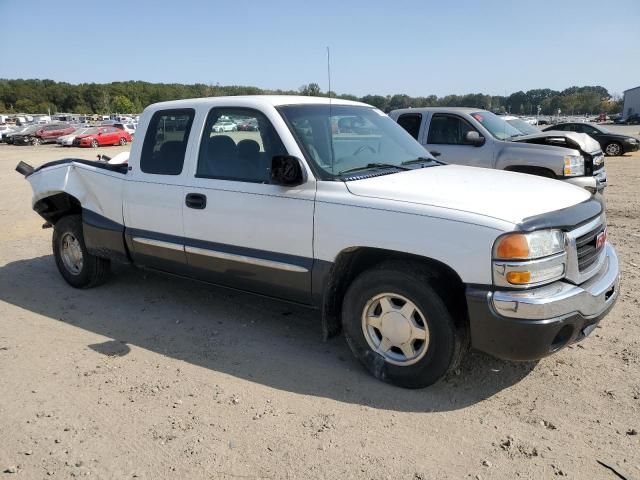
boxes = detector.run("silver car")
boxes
[57,127,95,146]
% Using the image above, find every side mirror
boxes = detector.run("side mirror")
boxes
[464,131,485,146]
[271,155,304,186]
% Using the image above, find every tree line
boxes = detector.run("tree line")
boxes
[0,78,622,116]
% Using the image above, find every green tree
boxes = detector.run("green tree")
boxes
[299,83,321,96]
[112,95,135,113]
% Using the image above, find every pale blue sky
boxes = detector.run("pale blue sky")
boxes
[1,0,638,97]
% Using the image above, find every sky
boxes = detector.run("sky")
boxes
[1,0,639,97]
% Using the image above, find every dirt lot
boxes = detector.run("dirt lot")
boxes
[0,142,639,479]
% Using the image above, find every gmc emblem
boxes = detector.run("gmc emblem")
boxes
[596,230,607,250]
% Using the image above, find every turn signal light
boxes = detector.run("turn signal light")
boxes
[496,234,529,259]
[506,271,532,284]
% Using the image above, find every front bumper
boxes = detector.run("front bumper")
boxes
[623,142,639,153]
[564,169,607,193]
[467,243,619,361]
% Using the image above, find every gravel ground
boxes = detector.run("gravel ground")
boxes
[0,142,638,479]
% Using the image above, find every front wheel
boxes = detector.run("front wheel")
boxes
[91,139,99,148]
[31,137,41,146]
[53,215,110,288]
[342,263,464,388]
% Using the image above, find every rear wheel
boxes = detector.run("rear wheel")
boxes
[118,137,127,146]
[342,263,464,388]
[53,215,110,288]
[604,142,622,156]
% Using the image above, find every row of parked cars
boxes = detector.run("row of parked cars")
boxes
[0,121,134,148]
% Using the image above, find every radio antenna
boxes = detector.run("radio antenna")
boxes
[327,46,332,100]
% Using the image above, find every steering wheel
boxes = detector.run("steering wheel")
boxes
[353,144,376,156]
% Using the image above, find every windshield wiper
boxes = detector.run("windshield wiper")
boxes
[338,163,410,175]
[401,156,445,166]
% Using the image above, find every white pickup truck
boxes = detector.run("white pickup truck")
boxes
[17,96,620,388]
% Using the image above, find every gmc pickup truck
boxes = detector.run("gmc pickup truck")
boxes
[17,96,620,388]
[390,107,607,193]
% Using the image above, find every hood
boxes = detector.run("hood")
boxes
[345,165,591,226]
[512,131,601,154]
[75,133,95,139]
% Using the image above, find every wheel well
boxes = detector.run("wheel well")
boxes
[33,192,82,225]
[505,165,556,179]
[321,247,469,339]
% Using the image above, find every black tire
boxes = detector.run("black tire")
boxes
[52,215,110,288]
[91,139,99,148]
[118,137,126,146]
[342,262,465,388]
[604,142,622,156]
[31,137,41,146]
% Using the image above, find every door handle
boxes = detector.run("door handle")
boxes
[430,150,441,157]
[185,193,207,209]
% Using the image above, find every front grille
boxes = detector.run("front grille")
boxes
[576,224,605,271]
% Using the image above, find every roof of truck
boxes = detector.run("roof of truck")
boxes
[390,107,484,115]
[146,95,369,111]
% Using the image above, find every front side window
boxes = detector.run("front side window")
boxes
[140,109,195,175]
[278,104,430,179]
[397,113,422,140]
[469,111,522,140]
[196,108,287,183]
[427,114,477,145]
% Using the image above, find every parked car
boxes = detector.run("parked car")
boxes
[16,96,619,388]
[73,126,131,148]
[615,113,640,125]
[390,107,607,193]
[6,125,39,145]
[57,128,96,147]
[32,124,75,145]
[590,114,609,123]
[236,120,259,131]
[212,120,237,132]
[0,124,17,142]
[544,123,639,156]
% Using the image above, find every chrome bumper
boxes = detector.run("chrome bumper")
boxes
[564,169,607,193]
[492,243,619,320]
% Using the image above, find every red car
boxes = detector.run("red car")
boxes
[73,126,132,148]
[32,124,75,145]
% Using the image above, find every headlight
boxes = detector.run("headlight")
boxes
[563,155,584,176]
[494,230,565,260]
[493,230,566,288]
[625,137,637,143]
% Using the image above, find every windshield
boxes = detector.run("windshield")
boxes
[506,118,539,135]
[278,104,432,178]
[470,111,522,140]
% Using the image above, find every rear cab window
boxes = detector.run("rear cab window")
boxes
[140,109,195,175]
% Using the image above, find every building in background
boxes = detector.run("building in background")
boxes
[622,86,640,119]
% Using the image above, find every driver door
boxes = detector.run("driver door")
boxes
[423,113,495,168]
[181,106,316,304]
